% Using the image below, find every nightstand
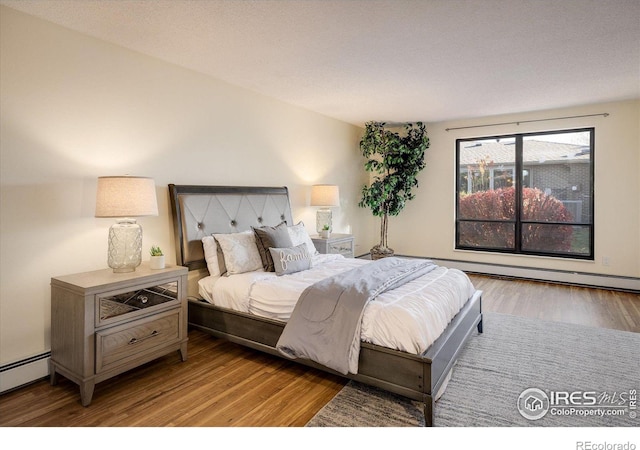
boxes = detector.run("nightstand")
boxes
[50,263,188,406]
[311,233,355,258]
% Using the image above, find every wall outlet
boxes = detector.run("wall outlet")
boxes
[602,256,611,266]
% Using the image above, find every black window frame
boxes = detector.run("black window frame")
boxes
[455,127,595,260]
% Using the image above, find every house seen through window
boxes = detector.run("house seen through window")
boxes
[456,128,594,259]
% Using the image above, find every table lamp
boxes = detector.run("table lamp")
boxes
[310,184,340,233]
[95,176,158,272]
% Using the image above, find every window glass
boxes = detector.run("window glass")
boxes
[522,131,592,225]
[456,129,593,259]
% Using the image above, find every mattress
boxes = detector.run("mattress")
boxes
[198,254,476,354]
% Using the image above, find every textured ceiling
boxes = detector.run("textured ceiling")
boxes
[2,0,639,126]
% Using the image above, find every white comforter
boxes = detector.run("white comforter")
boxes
[198,254,476,355]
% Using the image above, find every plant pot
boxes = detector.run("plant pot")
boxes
[370,246,394,260]
[149,255,165,270]
[320,230,331,239]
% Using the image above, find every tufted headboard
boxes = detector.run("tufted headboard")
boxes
[168,184,294,271]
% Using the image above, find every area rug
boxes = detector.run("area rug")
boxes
[306,312,639,427]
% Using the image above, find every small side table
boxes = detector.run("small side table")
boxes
[311,233,354,258]
[50,264,188,406]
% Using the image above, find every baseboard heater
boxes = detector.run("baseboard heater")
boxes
[427,258,639,292]
[0,352,50,394]
[355,253,639,292]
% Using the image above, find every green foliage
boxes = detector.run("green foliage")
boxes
[358,121,429,251]
[150,245,163,256]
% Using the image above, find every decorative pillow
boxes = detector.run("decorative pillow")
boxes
[213,230,263,276]
[201,235,226,277]
[287,221,318,256]
[252,222,293,272]
[269,244,312,276]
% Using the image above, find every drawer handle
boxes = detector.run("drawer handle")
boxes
[128,330,160,345]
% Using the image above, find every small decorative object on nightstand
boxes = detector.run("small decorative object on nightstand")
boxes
[311,233,354,258]
[320,225,331,239]
[50,263,188,406]
[149,245,165,269]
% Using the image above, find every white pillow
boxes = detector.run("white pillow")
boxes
[213,230,263,275]
[287,221,318,256]
[202,236,223,277]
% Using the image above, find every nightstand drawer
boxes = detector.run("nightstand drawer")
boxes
[328,241,354,257]
[312,234,355,258]
[96,282,179,327]
[96,309,181,373]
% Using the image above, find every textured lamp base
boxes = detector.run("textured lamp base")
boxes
[107,219,142,272]
[316,209,332,233]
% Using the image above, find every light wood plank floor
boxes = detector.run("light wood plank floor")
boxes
[1,275,638,427]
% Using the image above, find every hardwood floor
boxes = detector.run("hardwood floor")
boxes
[1,275,638,427]
[0,331,345,427]
[471,274,640,332]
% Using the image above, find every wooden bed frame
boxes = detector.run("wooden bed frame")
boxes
[168,184,483,426]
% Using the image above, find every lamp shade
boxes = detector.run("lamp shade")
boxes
[95,176,158,217]
[310,184,340,207]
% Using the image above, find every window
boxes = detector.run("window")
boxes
[456,128,594,259]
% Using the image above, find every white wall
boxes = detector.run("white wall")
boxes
[0,7,373,369]
[390,100,640,279]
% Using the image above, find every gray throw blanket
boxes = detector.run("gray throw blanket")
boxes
[276,257,436,375]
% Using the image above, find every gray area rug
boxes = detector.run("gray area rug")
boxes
[306,312,639,427]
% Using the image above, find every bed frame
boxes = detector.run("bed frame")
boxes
[168,184,483,426]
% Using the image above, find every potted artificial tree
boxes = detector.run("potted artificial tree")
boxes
[359,121,429,259]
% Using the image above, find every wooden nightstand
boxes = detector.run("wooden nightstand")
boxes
[311,233,355,258]
[50,263,188,406]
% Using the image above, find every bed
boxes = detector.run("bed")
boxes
[168,184,483,426]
